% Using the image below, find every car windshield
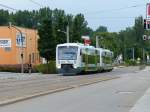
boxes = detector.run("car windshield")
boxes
[58,46,78,60]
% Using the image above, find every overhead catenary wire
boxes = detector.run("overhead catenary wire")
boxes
[83,3,146,21]
[0,2,145,14]
[0,3,17,11]
[86,16,136,19]
[29,0,44,8]
[85,16,140,20]
[84,4,145,14]
[0,1,146,21]
[0,1,44,11]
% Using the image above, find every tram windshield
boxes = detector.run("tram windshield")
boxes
[58,46,78,60]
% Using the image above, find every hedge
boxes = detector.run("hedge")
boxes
[35,61,56,74]
[0,64,37,73]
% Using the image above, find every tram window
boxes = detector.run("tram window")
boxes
[58,46,78,60]
[80,49,82,55]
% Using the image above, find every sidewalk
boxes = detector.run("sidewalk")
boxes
[130,66,150,112]
[141,66,150,72]
[130,87,150,112]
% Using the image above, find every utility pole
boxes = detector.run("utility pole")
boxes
[96,36,99,48]
[66,25,69,43]
[58,25,70,43]
[96,36,104,48]
[143,48,145,63]
[9,22,24,73]
[132,47,135,61]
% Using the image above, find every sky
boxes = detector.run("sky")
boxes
[0,0,149,32]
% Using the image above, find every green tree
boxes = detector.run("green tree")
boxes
[95,26,108,33]
[53,9,67,44]
[38,14,56,62]
[12,10,34,28]
[72,14,88,42]
[0,9,9,25]
[133,16,145,60]
[134,16,144,43]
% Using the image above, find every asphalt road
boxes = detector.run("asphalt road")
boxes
[0,66,139,102]
[0,67,150,112]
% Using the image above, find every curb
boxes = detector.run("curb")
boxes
[130,87,150,112]
[0,87,74,107]
[118,66,126,68]
[0,76,119,107]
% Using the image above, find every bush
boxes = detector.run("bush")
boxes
[125,59,137,66]
[0,64,21,72]
[35,61,56,74]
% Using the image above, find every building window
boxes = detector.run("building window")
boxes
[16,33,26,47]
[32,53,34,63]
[29,54,31,63]
[36,53,38,60]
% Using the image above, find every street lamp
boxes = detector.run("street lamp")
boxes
[132,44,137,61]
[57,25,69,43]
[8,22,24,73]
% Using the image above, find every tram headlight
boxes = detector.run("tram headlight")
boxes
[74,65,77,68]
[57,64,61,69]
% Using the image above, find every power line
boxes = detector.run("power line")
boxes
[85,4,145,14]
[86,16,137,19]
[87,16,137,18]
[0,3,17,11]
[83,3,145,21]
[29,0,43,7]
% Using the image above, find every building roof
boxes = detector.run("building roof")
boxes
[0,25,37,32]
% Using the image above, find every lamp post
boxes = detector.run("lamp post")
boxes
[96,36,99,48]
[57,25,69,43]
[8,23,24,73]
[132,44,137,61]
[132,47,135,61]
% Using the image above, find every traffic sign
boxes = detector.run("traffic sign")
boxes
[84,39,91,45]
[144,19,150,30]
[146,3,150,19]
[143,35,150,40]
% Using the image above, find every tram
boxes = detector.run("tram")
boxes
[56,43,113,75]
